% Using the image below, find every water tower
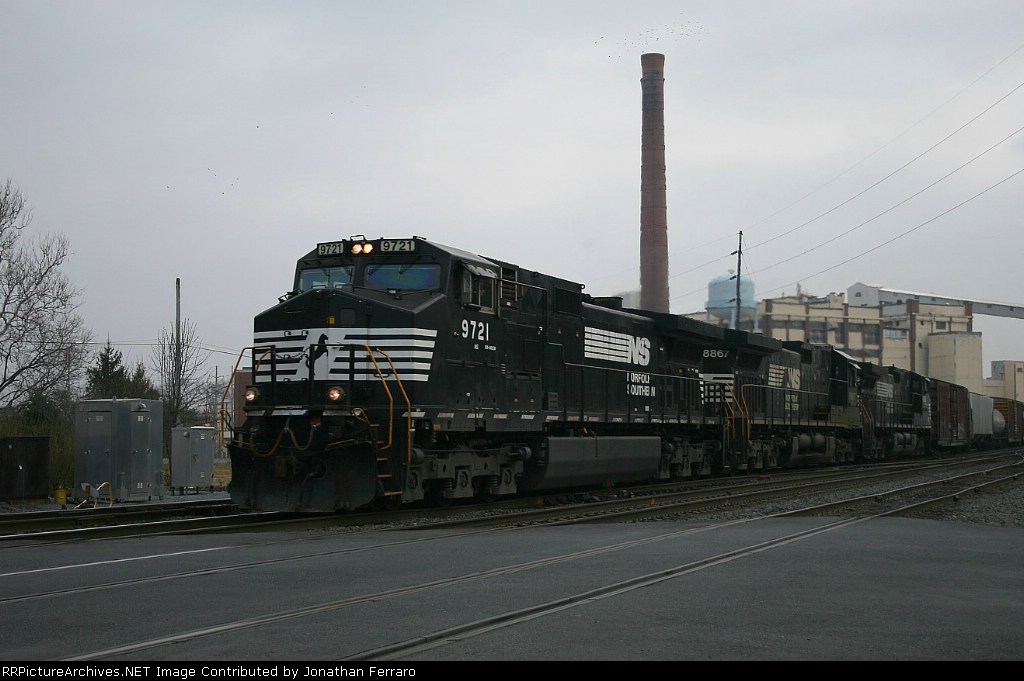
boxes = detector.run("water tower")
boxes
[706,271,757,329]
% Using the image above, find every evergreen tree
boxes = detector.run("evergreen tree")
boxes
[127,362,160,399]
[85,341,159,399]
[84,342,123,399]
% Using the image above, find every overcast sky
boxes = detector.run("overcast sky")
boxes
[3,0,1023,381]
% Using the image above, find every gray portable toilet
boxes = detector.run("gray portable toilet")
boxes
[75,399,165,502]
[170,426,215,494]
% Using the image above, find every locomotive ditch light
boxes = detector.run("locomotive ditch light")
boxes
[244,387,260,403]
[327,386,346,402]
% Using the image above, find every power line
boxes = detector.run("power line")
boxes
[747,77,1024,253]
[667,56,1024,307]
[742,41,1024,243]
[759,165,1024,299]
[750,122,1024,277]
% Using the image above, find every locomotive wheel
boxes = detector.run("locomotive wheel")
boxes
[374,495,402,511]
[429,485,453,507]
[477,474,502,503]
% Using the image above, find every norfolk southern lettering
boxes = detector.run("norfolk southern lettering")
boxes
[627,372,655,396]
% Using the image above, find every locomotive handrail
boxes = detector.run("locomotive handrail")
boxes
[372,349,413,470]
[863,397,915,429]
[737,381,789,437]
[359,345,397,451]
[560,360,694,424]
[738,383,833,432]
[860,397,875,426]
[721,380,736,451]
[735,379,750,439]
[737,382,766,440]
[736,380,807,437]
[500,278,549,322]
[742,383,788,431]
[220,346,262,448]
[864,395,888,428]
[358,345,413,471]
[358,345,413,498]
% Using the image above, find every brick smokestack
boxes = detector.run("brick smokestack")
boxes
[639,52,670,313]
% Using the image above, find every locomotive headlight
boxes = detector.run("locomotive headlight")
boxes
[327,386,346,402]
[362,243,374,254]
[350,243,363,254]
[244,387,260,403]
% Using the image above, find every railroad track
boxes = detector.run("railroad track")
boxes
[1,453,1017,542]
[399,453,1024,530]
[0,499,262,542]
[45,453,1022,662]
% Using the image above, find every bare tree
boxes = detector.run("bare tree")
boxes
[0,179,91,408]
[152,318,210,428]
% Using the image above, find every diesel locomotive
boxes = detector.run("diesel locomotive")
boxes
[225,236,1015,512]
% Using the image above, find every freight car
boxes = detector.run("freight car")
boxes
[969,393,1006,450]
[928,377,971,450]
[225,236,1012,513]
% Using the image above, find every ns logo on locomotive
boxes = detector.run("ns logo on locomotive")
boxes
[226,236,1023,512]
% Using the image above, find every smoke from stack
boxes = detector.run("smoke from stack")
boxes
[639,52,670,313]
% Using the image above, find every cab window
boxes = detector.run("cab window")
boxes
[299,266,353,291]
[461,269,495,312]
[364,263,441,291]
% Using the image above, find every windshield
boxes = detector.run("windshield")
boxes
[364,263,441,291]
[298,266,354,291]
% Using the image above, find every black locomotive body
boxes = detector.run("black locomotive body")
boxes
[228,235,723,512]
[226,236,1011,512]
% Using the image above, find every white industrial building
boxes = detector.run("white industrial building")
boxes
[688,280,1021,400]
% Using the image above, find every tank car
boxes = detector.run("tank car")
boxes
[993,397,1024,447]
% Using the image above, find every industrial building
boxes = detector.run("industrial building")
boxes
[684,279,1020,400]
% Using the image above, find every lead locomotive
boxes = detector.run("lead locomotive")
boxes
[226,236,996,513]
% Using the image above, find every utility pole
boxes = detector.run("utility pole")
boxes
[731,231,743,330]
[175,278,182,427]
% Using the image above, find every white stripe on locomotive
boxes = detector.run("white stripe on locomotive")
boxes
[253,327,437,383]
